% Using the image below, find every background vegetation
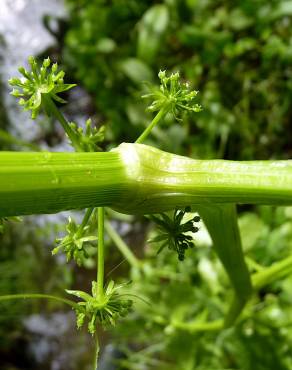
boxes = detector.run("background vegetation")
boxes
[1,0,292,369]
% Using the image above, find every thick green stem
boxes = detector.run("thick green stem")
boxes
[0,150,127,216]
[105,220,141,269]
[2,143,292,217]
[97,207,105,297]
[135,107,168,144]
[197,204,252,327]
[0,293,79,310]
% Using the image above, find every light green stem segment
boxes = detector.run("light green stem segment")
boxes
[197,204,252,327]
[93,333,100,370]
[0,293,79,310]
[97,207,105,298]
[252,254,292,290]
[1,143,292,217]
[105,220,141,269]
[135,107,168,144]
[43,96,82,151]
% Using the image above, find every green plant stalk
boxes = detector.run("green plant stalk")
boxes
[2,143,292,217]
[173,319,223,333]
[43,96,82,151]
[0,129,41,151]
[97,207,105,298]
[135,106,168,144]
[197,204,252,327]
[93,333,100,370]
[105,220,141,269]
[0,293,79,310]
[76,207,94,238]
[252,254,292,290]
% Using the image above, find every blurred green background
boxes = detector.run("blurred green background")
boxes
[1,0,292,369]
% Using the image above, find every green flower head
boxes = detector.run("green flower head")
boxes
[9,56,76,119]
[66,280,133,335]
[52,216,97,266]
[143,70,202,118]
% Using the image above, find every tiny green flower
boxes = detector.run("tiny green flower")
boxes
[53,216,97,266]
[66,280,133,335]
[149,207,200,261]
[9,56,76,119]
[69,119,105,152]
[143,70,202,118]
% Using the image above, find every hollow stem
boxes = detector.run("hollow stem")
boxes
[97,207,105,298]
[135,107,168,144]
[2,143,292,217]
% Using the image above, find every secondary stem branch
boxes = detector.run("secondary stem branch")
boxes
[135,107,168,144]
[0,293,79,310]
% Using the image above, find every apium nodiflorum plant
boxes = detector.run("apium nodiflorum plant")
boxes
[2,57,292,368]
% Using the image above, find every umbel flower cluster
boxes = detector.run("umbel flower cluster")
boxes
[66,280,133,335]
[9,56,75,119]
[53,216,97,266]
[149,207,201,261]
[143,70,202,117]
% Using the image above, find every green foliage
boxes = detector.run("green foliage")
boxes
[112,207,292,369]
[66,280,133,335]
[9,56,75,119]
[63,0,292,157]
[149,207,200,261]
[0,216,21,234]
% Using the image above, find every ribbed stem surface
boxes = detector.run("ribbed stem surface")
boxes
[1,143,292,217]
[0,151,128,216]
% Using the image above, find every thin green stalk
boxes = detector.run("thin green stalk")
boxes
[105,220,141,269]
[76,207,95,238]
[252,254,292,290]
[97,207,105,298]
[0,129,41,151]
[197,204,252,327]
[0,293,79,310]
[173,319,223,333]
[135,107,168,144]
[93,333,100,370]
[43,96,82,151]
